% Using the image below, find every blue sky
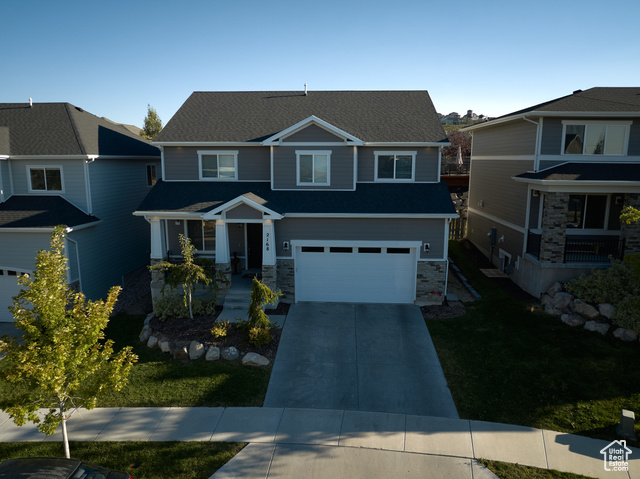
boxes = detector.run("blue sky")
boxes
[2,0,639,128]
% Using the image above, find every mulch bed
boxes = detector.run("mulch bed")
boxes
[148,306,287,362]
[421,301,467,320]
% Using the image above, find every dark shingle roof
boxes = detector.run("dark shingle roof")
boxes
[155,91,447,143]
[514,162,640,182]
[137,181,456,216]
[0,195,100,228]
[0,103,160,157]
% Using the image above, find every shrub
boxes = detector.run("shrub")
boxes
[248,326,272,348]
[154,294,217,321]
[565,260,638,305]
[211,320,230,339]
[612,295,640,332]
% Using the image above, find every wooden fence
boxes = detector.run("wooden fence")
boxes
[449,217,467,240]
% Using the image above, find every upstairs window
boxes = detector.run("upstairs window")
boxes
[562,121,630,155]
[198,151,238,180]
[375,152,415,181]
[146,164,157,186]
[29,167,62,191]
[296,151,330,185]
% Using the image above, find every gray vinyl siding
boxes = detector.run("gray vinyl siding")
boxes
[226,204,263,219]
[541,117,640,156]
[468,159,533,227]
[10,158,88,210]
[0,161,8,200]
[274,217,445,259]
[163,147,270,182]
[467,213,525,268]
[73,158,160,300]
[272,145,354,190]
[0,231,51,272]
[357,147,439,182]
[282,124,345,142]
[471,120,537,157]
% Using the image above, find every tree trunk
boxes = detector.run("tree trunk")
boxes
[60,403,71,459]
[188,289,193,319]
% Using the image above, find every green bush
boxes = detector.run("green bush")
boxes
[565,260,638,305]
[154,294,217,321]
[248,326,272,347]
[211,320,230,339]
[612,295,640,332]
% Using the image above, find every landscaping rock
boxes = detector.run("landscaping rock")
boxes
[552,292,573,310]
[206,347,220,361]
[613,328,638,342]
[572,299,599,320]
[540,294,553,305]
[174,346,189,360]
[242,352,269,366]
[147,335,158,349]
[544,302,563,317]
[159,339,171,353]
[599,303,615,320]
[189,341,205,360]
[546,282,563,298]
[561,313,585,327]
[222,346,239,361]
[584,321,610,336]
[139,325,152,343]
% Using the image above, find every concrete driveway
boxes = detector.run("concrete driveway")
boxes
[264,303,458,418]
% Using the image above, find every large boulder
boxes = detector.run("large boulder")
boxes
[540,294,553,305]
[545,303,563,317]
[242,352,270,366]
[598,303,615,320]
[613,328,638,342]
[222,346,239,361]
[139,325,152,343]
[158,337,171,353]
[546,282,563,298]
[572,299,599,320]
[561,313,585,327]
[552,292,573,311]
[173,345,189,360]
[189,341,205,360]
[147,335,158,349]
[584,321,610,336]
[206,347,221,361]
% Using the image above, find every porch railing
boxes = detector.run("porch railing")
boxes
[564,236,625,263]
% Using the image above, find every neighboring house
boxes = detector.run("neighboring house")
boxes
[134,90,457,305]
[463,87,640,297]
[0,102,161,321]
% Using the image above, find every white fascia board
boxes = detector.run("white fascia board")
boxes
[291,239,422,248]
[512,177,640,192]
[133,211,203,219]
[364,142,449,148]
[66,220,102,232]
[262,116,364,145]
[284,213,458,219]
[0,227,56,233]
[153,142,258,147]
[0,156,9,160]
[9,155,95,160]
[203,195,283,219]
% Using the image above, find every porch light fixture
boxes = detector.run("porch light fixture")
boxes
[175,220,181,225]
[423,243,430,253]
[283,241,290,251]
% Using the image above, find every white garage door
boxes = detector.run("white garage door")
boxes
[295,245,417,303]
[0,269,28,322]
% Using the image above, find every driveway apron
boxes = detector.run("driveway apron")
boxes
[264,303,458,418]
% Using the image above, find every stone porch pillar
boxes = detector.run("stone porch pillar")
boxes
[539,192,568,263]
[622,193,640,255]
[149,216,165,307]
[261,219,277,291]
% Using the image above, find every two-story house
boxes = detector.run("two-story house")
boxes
[464,88,640,297]
[0,102,161,321]
[134,90,457,305]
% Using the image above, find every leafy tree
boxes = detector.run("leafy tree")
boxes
[0,226,137,459]
[150,234,222,319]
[442,128,472,158]
[620,206,640,225]
[141,104,162,140]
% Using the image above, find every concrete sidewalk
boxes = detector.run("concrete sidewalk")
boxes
[1,407,638,479]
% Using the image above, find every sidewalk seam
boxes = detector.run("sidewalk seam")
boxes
[92,407,121,441]
[540,428,549,470]
[208,407,227,442]
[147,407,171,441]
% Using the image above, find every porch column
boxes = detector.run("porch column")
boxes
[539,192,568,263]
[262,219,277,291]
[149,216,164,260]
[215,219,231,293]
[622,193,640,255]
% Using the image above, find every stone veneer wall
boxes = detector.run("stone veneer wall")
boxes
[539,192,569,263]
[261,264,277,291]
[150,258,164,309]
[415,261,446,304]
[215,262,231,299]
[276,259,295,300]
[623,193,640,255]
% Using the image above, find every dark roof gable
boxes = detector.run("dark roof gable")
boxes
[0,103,160,157]
[155,91,447,143]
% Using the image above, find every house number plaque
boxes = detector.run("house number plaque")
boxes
[265,232,270,251]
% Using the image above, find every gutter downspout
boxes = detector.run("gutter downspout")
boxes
[84,156,97,215]
[522,115,541,172]
[520,115,542,260]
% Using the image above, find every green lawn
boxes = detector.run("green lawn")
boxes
[427,240,640,445]
[0,441,244,479]
[480,460,595,479]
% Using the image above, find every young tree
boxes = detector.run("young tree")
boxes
[150,234,215,319]
[621,206,640,225]
[0,226,137,459]
[141,104,162,140]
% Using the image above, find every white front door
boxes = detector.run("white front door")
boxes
[295,245,417,303]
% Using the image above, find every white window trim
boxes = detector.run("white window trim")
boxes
[295,150,331,186]
[197,150,239,181]
[172,219,216,254]
[566,193,623,234]
[560,120,631,156]
[374,151,417,182]
[27,165,65,193]
[146,164,157,187]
